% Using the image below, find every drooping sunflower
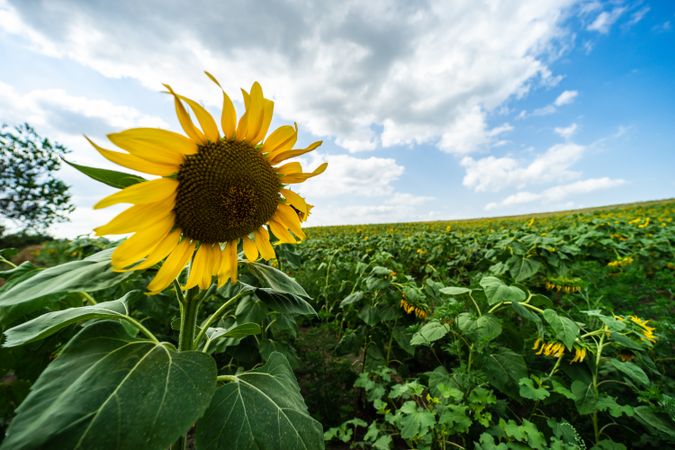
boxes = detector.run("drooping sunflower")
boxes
[90,72,327,294]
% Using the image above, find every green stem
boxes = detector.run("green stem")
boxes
[217,374,238,383]
[591,328,607,446]
[487,301,543,315]
[178,288,200,352]
[79,291,97,305]
[194,290,245,349]
[122,316,160,344]
[467,344,474,374]
[468,293,482,316]
[0,255,17,268]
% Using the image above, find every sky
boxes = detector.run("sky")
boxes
[0,0,673,238]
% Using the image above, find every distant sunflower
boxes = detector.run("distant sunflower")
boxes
[90,73,327,294]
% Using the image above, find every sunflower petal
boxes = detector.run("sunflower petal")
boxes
[274,204,306,240]
[86,136,180,176]
[254,228,276,260]
[109,128,197,156]
[276,162,302,175]
[268,219,297,244]
[164,84,206,144]
[131,230,182,270]
[205,72,238,138]
[281,162,328,183]
[252,98,274,144]
[176,93,220,142]
[148,240,196,294]
[242,236,259,262]
[244,82,265,143]
[269,141,322,165]
[185,245,211,290]
[94,178,178,209]
[111,216,174,268]
[217,241,239,286]
[280,188,308,216]
[263,124,297,154]
[94,195,175,235]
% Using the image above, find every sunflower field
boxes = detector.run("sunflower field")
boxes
[0,74,672,450]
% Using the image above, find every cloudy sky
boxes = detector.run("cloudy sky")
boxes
[1,0,673,238]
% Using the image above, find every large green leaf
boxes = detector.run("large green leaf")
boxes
[479,276,526,306]
[0,248,133,308]
[571,380,597,415]
[195,352,323,450]
[608,359,649,386]
[240,284,317,316]
[543,309,579,349]
[242,261,309,297]
[3,295,131,347]
[478,347,527,396]
[64,159,146,189]
[410,321,451,346]
[1,321,216,450]
[507,256,542,282]
[456,313,502,348]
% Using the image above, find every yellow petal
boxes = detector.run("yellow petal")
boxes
[251,98,274,144]
[276,162,302,175]
[217,241,239,286]
[269,141,322,166]
[244,82,265,143]
[164,84,206,144]
[280,188,308,215]
[148,240,196,294]
[109,128,198,156]
[184,244,211,290]
[94,178,178,209]
[268,219,297,244]
[206,244,222,278]
[236,111,249,140]
[86,136,179,176]
[94,195,175,235]
[254,228,276,260]
[205,72,238,138]
[281,162,328,184]
[175,93,220,142]
[111,216,174,268]
[263,124,297,154]
[131,229,182,270]
[274,204,306,239]
[242,236,259,262]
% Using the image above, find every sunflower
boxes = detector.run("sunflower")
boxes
[90,73,327,294]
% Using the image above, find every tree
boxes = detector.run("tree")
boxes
[0,123,74,233]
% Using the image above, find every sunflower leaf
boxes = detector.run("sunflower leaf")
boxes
[0,321,217,450]
[64,158,146,189]
[195,352,323,450]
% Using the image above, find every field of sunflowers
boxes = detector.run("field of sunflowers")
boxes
[0,198,671,449]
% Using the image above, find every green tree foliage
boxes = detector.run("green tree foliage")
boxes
[0,123,74,232]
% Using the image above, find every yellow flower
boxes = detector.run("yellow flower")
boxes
[90,74,327,294]
[570,347,587,363]
[629,315,657,343]
[534,340,565,358]
[607,256,633,268]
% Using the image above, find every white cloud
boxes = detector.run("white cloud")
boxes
[587,7,626,34]
[554,122,578,139]
[627,7,650,27]
[487,177,625,209]
[1,0,577,153]
[461,142,585,192]
[521,89,578,117]
[554,90,578,106]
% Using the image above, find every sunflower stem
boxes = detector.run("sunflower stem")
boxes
[193,290,246,350]
[177,288,200,352]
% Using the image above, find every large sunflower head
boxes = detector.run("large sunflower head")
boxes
[90,72,327,294]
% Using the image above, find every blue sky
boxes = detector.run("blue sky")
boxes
[0,0,673,238]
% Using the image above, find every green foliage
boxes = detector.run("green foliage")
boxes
[0,123,74,231]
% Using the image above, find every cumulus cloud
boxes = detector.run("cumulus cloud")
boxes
[554,122,578,139]
[485,177,625,210]
[554,90,578,106]
[1,0,577,153]
[461,142,585,192]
